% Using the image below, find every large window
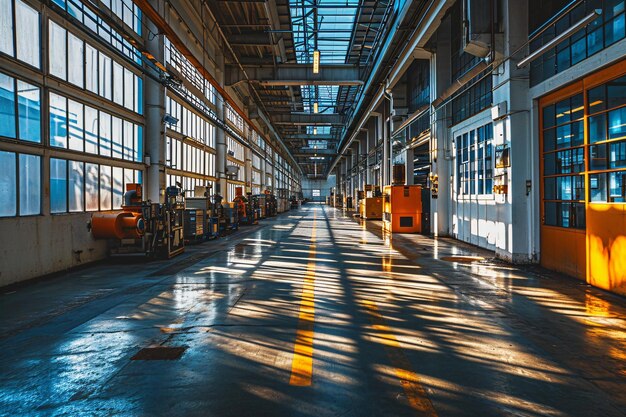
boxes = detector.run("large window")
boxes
[0,0,40,68]
[589,75,626,203]
[165,96,216,148]
[50,157,141,213]
[48,20,143,115]
[0,151,40,217]
[530,0,626,86]
[49,92,142,162]
[456,123,494,196]
[227,136,245,161]
[542,93,586,229]
[0,72,41,142]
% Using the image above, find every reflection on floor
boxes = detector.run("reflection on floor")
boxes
[1,203,626,417]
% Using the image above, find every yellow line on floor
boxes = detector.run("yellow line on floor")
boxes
[289,210,317,386]
[362,300,438,417]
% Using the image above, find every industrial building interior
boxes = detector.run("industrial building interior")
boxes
[1,0,626,415]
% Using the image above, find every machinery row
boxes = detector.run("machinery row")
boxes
[89,184,303,259]
[330,165,431,235]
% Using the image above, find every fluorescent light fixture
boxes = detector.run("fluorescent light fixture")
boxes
[313,50,320,74]
[314,102,319,113]
[313,127,317,135]
[517,9,602,68]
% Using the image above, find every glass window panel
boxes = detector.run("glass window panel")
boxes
[609,107,626,139]
[99,165,112,210]
[570,94,584,120]
[49,92,67,148]
[123,167,133,188]
[99,53,112,100]
[17,81,40,143]
[84,105,98,153]
[85,163,99,211]
[543,128,556,152]
[19,153,40,215]
[123,120,133,160]
[135,75,142,114]
[16,0,39,68]
[610,140,626,168]
[0,73,16,138]
[85,44,98,93]
[69,160,84,212]
[68,32,84,88]
[50,158,67,213]
[112,166,123,209]
[605,14,625,46]
[0,151,16,216]
[111,116,123,158]
[113,61,123,105]
[555,99,571,124]
[123,68,134,110]
[99,111,112,157]
[589,113,607,143]
[588,85,606,113]
[590,173,607,202]
[68,99,84,151]
[49,21,66,79]
[0,0,13,56]
[607,76,626,109]
[609,171,626,202]
[135,125,142,162]
[590,144,608,170]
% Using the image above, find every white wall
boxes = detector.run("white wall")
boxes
[301,175,336,202]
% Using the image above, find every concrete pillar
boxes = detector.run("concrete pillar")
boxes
[144,19,165,202]
[215,53,227,198]
[405,147,414,185]
[244,146,252,193]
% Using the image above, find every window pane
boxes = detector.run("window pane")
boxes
[112,116,123,158]
[99,111,112,156]
[17,81,40,143]
[124,68,134,110]
[16,0,39,68]
[69,160,84,212]
[99,165,112,210]
[123,120,133,160]
[0,0,14,56]
[135,76,142,114]
[609,171,626,202]
[609,107,626,139]
[607,76,626,109]
[589,113,607,143]
[0,73,16,138]
[68,32,84,88]
[610,140,626,168]
[85,44,98,93]
[99,53,112,100]
[68,99,84,151]
[113,61,123,105]
[19,153,40,215]
[590,173,607,202]
[84,105,98,153]
[50,158,67,213]
[0,151,16,216]
[85,163,99,211]
[49,21,66,79]
[135,125,142,162]
[112,166,123,209]
[49,92,67,148]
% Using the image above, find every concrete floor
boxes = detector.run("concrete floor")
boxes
[1,204,626,417]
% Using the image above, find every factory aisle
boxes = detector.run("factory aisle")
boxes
[1,203,626,417]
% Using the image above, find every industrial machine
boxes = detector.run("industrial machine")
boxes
[91,183,185,258]
[255,193,267,218]
[290,195,300,209]
[232,187,258,225]
[359,196,383,220]
[185,186,219,241]
[222,201,240,232]
[382,165,425,233]
[265,191,277,217]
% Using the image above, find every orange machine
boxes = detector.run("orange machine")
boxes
[91,184,144,239]
[382,185,423,233]
[359,197,383,220]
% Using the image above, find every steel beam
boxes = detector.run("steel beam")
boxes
[226,64,362,86]
[271,113,345,125]
[284,134,335,140]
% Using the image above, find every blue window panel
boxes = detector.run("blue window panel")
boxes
[69,160,84,212]
[610,171,626,202]
[0,73,16,138]
[50,158,67,213]
[135,124,143,162]
[609,107,626,139]
[17,80,41,142]
[19,153,41,215]
[0,151,16,216]
[49,93,67,148]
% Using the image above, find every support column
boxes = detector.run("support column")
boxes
[405,147,414,185]
[244,146,252,193]
[145,19,165,202]
[215,53,227,199]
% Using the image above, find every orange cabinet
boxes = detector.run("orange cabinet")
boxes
[382,185,423,233]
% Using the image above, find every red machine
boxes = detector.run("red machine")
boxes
[91,184,144,239]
